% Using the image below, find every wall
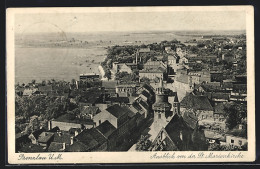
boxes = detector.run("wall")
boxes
[50,121,94,131]
[226,135,247,147]
[93,110,118,128]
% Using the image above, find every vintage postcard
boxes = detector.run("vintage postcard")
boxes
[6,6,255,164]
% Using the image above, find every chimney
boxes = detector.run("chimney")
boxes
[48,121,52,130]
[70,137,74,145]
[62,142,66,150]
[75,131,79,137]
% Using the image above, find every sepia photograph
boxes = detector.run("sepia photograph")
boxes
[6,6,255,163]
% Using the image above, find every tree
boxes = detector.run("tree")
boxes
[135,135,152,151]
[41,80,46,86]
[224,102,247,130]
[31,79,36,84]
[104,69,112,80]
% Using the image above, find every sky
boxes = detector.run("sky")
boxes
[15,11,246,34]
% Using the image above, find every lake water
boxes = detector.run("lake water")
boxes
[15,31,199,84]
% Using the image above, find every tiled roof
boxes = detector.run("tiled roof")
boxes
[214,103,226,115]
[66,141,89,152]
[75,128,107,151]
[106,104,127,118]
[102,81,117,89]
[164,115,191,149]
[81,106,100,116]
[226,125,247,138]
[96,120,116,138]
[176,75,189,84]
[107,97,130,103]
[18,142,46,153]
[141,90,151,98]
[182,112,198,130]
[211,92,229,100]
[53,132,72,144]
[31,128,46,139]
[180,93,213,111]
[48,142,65,152]
[38,132,54,143]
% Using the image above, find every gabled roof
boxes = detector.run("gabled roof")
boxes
[176,75,189,84]
[182,112,198,130]
[81,106,100,116]
[163,115,192,149]
[180,93,213,111]
[75,128,107,151]
[141,90,151,98]
[66,141,89,152]
[106,104,128,118]
[48,142,65,152]
[96,120,116,138]
[18,142,46,152]
[102,81,117,89]
[211,92,229,100]
[53,132,72,144]
[107,97,130,103]
[214,103,226,115]
[38,132,54,143]
[31,128,46,139]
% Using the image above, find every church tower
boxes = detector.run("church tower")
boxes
[172,94,180,116]
[152,78,172,131]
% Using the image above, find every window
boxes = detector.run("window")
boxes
[239,140,242,146]
[231,139,234,144]
[99,120,101,125]
[158,114,161,119]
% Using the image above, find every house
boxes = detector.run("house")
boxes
[168,55,180,71]
[67,128,107,152]
[174,73,194,92]
[204,130,225,144]
[225,124,247,147]
[79,106,101,119]
[180,93,214,121]
[79,73,99,82]
[102,81,117,95]
[23,88,38,96]
[113,62,137,74]
[116,84,137,97]
[49,113,95,131]
[150,113,207,151]
[95,120,117,151]
[143,59,167,70]
[28,128,46,144]
[135,47,151,63]
[179,56,188,64]
[139,68,165,82]
[48,142,66,152]
[213,103,226,122]
[93,104,128,129]
[210,92,230,103]
[37,132,55,147]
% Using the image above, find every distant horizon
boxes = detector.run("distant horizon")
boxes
[16,29,246,35]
